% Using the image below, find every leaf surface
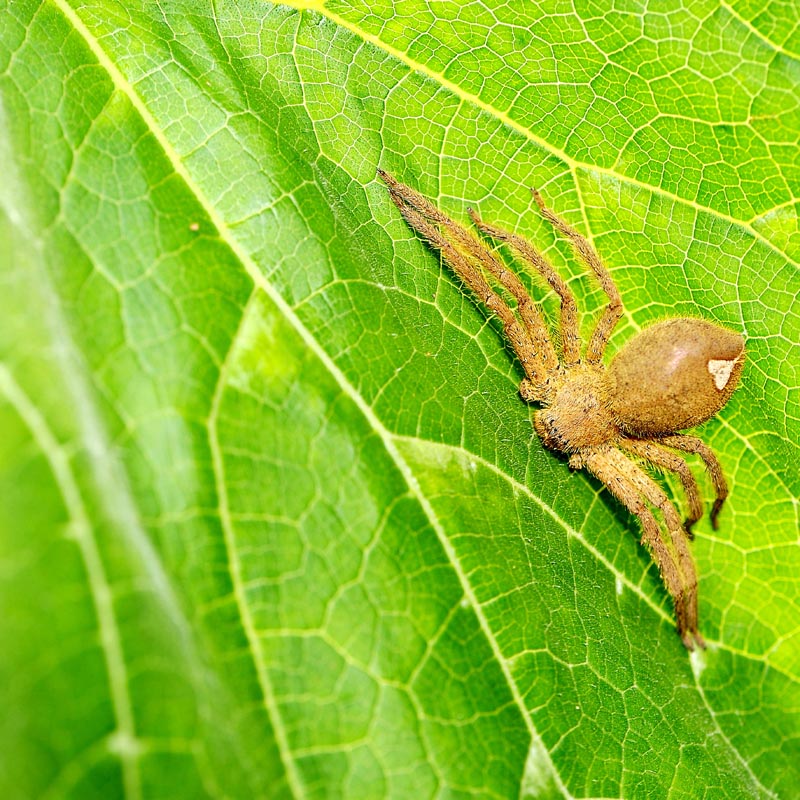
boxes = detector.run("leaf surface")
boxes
[1,1,799,798]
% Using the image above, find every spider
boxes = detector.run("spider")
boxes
[378,170,745,649]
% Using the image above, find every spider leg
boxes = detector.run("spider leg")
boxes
[466,209,581,365]
[618,454,704,649]
[533,190,623,364]
[583,447,704,649]
[618,439,704,539]
[379,171,558,395]
[658,434,729,530]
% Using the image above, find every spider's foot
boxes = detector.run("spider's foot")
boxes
[684,519,696,541]
[680,628,707,651]
[377,170,402,201]
[710,498,725,531]
[531,187,546,209]
[378,170,406,201]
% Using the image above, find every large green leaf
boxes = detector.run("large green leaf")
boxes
[2,1,798,797]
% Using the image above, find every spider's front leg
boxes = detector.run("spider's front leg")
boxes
[533,190,623,364]
[519,377,547,405]
[378,170,559,391]
[468,209,582,366]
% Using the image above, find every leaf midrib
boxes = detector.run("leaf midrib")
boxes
[52,0,569,791]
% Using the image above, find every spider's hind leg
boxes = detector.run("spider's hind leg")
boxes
[583,446,704,649]
[619,439,704,539]
[659,434,729,530]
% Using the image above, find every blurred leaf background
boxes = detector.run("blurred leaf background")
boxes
[1,0,799,798]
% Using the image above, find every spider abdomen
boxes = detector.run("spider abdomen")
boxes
[607,318,745,437]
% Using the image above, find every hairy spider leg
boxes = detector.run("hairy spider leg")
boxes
[431,220,559,375]
[619,439,704,538]
[533,190,623,365]
[467,209,581,366]
[379,171,557,370]
[379,171,557,394]
[381,179,551,390]
[658,434,729,530]
[616,452,703,648]
[583,447,703,649]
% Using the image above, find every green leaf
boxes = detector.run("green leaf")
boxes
[1,1,798,798]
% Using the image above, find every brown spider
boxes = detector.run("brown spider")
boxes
[378,170,745,649]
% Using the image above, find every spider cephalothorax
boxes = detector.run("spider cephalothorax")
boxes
[378,170,745,649]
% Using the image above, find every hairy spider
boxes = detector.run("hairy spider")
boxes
[378,170,745,649]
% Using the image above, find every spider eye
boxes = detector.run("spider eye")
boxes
[607,318,745,436]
